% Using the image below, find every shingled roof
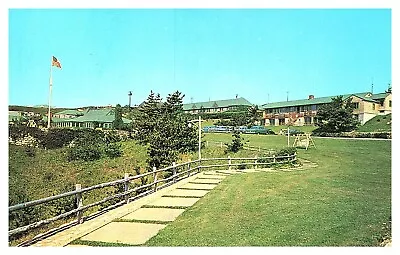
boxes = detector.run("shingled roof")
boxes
[183,97,253,111]
[69,108,131,124]
[261,92,379,109]
[54,109,86,116]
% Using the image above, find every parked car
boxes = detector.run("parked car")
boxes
[234,126,248,133]
[202,126,214,133]
[244,126,275,135]
[279,128,304,135]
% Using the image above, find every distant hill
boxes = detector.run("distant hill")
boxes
[8,105,76,115]
[357,114,392,132]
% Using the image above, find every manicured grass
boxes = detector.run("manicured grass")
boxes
[145,137,391,246]
[265,125,317,134]
[357,113,392,132]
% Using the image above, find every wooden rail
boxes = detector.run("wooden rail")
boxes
[9,154,296,245]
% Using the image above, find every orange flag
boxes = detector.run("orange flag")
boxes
[52,56,62,69]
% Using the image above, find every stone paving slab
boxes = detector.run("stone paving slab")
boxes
[121,208,185,222]
[190,178,222,184]
[146,197,201,207]
[80,222,166,245]
[32,173,203,247]
[179,183,218,190]
[164,188,209,197]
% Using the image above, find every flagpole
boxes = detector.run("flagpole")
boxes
[47,57,53,129]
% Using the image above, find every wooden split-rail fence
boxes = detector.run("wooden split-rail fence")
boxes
[9,153,296,246]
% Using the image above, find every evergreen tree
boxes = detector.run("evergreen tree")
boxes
[133,90,197,171]
[225,130,245,153]
[133,91,162,144]
[112,104,124,130]
[314,96,360,133]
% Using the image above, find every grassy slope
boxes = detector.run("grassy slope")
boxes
[146,135,391,246]
[9,141,148,204]
[357,114,392,132]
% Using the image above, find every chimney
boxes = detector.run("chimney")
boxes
[308,95,315,100]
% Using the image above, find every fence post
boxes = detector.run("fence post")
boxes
[220,142,222,148]
[206,141,209,147]
[75,184,83,224]
[198,159,201,173]
[188,162,191,177]
[153,166,158,192]
[228,156,231,170]
[124,173,129,204]
[172,162,177,183]
[273,155,276,164]
[258,146,261,152]
[254,156,258,169]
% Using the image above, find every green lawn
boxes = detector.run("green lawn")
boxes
[9,133,391,246]
[357,114,392,132]
[145,135,391,246]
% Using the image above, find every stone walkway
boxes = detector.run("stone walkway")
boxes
[33,164,310,247]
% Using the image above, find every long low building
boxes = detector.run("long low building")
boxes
[48,108,131,129]
[183,97,253,114]
[261,91,392,126]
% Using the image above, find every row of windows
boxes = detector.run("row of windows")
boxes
[266,104,320,114]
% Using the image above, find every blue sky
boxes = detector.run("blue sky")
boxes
[8,8,391,108]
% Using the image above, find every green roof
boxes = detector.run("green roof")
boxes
[68,108,132,124]
[261,92,382,109]
[183,97,252,111]
[55,109,85,116]
[371,92,390,100]
[69,109,115,123]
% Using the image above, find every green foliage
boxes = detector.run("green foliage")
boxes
[48,183,76,217]
[24,146,36,157]
[112,104,124,130]
[357,114,391,132]
[8,190,40,232]
[313,96,360,133]
[225,131,245,153]
[67,144,102,161]
[104,143,123,158]
[134,90,197,170]
[212,105,260,127]
[276,147,297,156]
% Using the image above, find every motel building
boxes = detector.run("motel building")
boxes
[261,91,392,127]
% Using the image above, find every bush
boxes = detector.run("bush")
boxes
[276,147,297,157]
[225,131,245,153]
[104,143,123,158]
[67,144,102,161]
[24,146,36,157]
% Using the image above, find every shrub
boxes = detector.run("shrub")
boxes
[67,144,102,161]
[225,131,245,153]
[237,163,247,169]
[276,147,297,156]
[8,191,40,232]
[24,146,36,157]
[104,143,123,158]
[48,183,76,217]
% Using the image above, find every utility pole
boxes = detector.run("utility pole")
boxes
[128,91,132,108]
[371,77,374,94]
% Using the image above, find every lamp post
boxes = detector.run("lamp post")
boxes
[189,115,204,160]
